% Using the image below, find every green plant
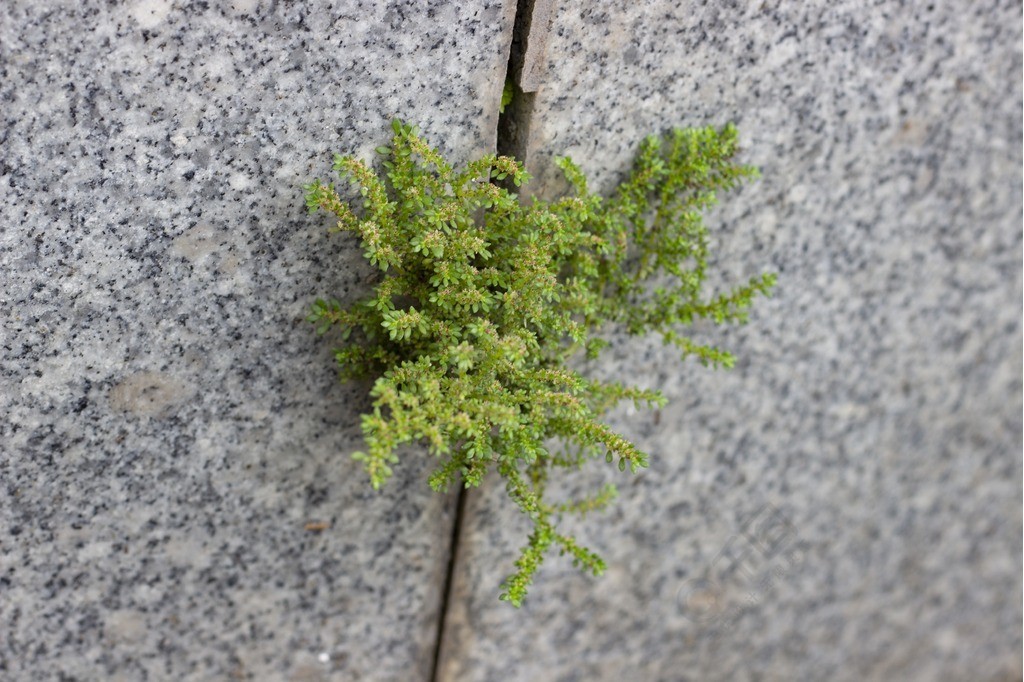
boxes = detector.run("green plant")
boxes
[499,79,514,114]
[304,120,775,607]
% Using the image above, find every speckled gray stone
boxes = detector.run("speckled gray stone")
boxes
[436,1,1022,680]
[0,1,514,679]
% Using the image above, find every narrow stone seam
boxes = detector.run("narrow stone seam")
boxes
[428,485,467,682]
[428,2,534,678]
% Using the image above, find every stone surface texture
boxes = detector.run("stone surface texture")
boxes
[0,1,514,679]
[437,1,1023,681]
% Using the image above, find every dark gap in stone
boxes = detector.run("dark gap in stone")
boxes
[497,83,536,162]
[428,485,467,682]
[496,0,540,161]
[430,3,544,678]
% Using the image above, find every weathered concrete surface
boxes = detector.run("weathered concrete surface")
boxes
[438,1,1022,680]
[0,1,514,679]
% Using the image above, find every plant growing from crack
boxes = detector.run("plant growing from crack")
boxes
[304,119,775,606]
[499,79,514,114]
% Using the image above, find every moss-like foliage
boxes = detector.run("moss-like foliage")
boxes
[304,120,775,607]
[499,79,514,114]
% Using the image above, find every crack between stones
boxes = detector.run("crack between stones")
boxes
[497,0,547,160]
[429,2,550,679]
[428,483,467,682]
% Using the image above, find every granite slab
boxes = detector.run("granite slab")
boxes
[0,1,514,679]
[436,1,1023,680]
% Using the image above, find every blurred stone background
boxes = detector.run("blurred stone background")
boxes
[2,1,1020,681]
[436,1,1022,680]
